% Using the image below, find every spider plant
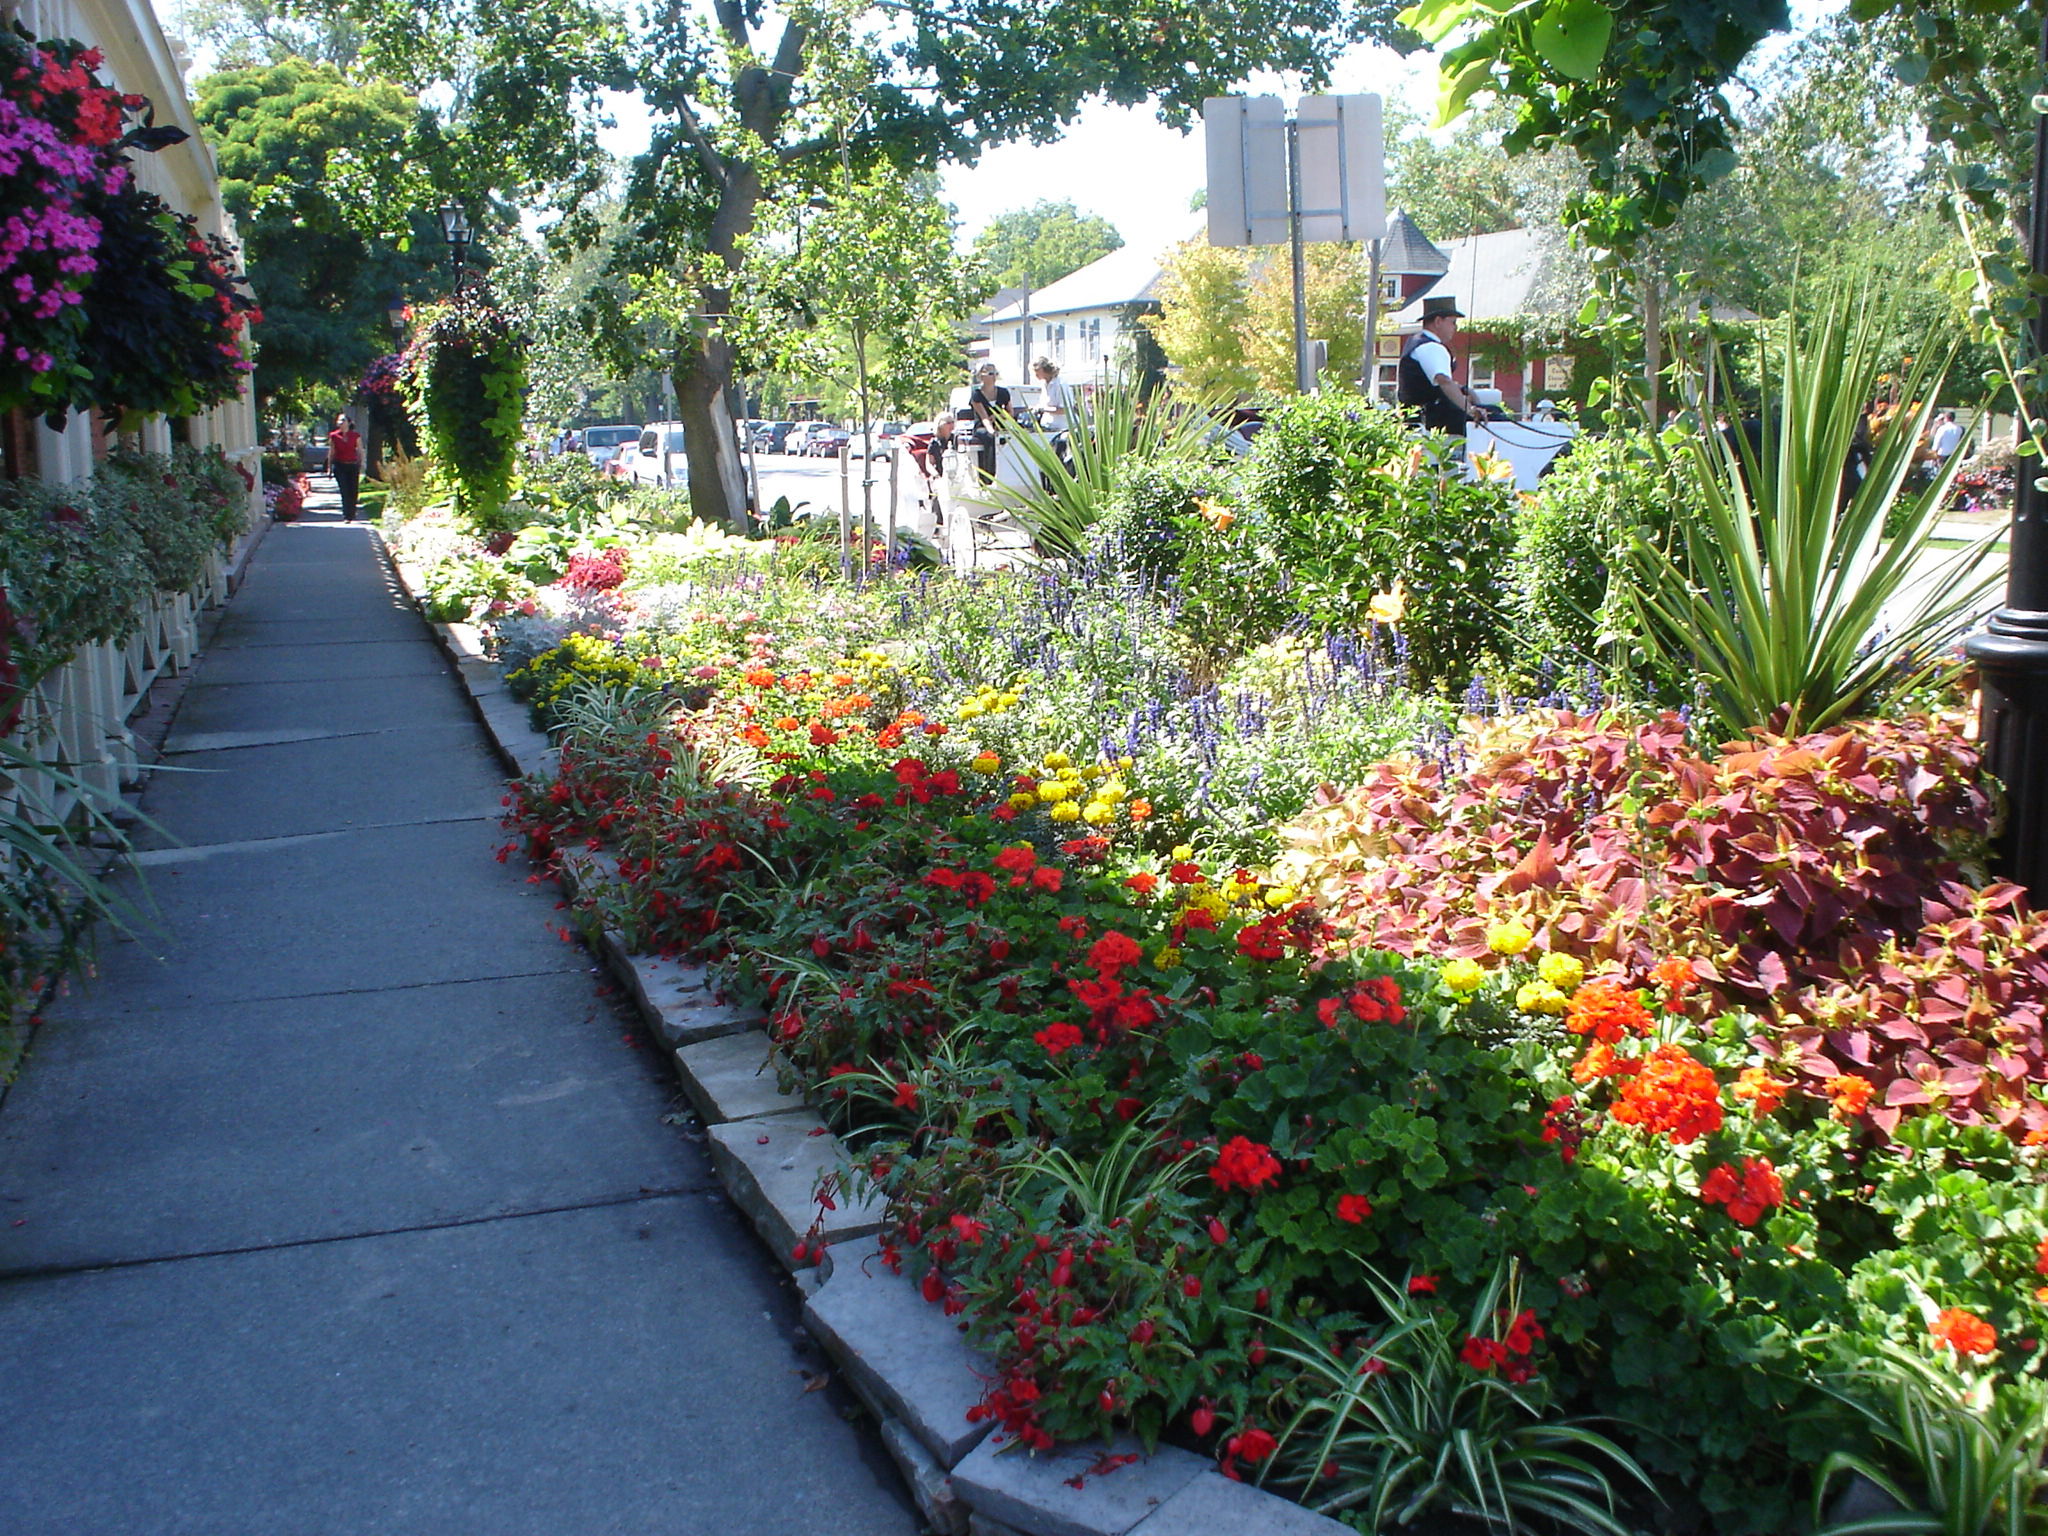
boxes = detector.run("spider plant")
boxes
[1624,291,2001,738]
[1257,1259,1658,1536]
[1007,1116,1206,1229]
[1810,1344,2048,1536]
[976,376,1232,559]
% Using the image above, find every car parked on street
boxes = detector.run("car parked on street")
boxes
[580,425,639,467]
[750,420,798,454]
[627,422,689,489]
[602,443,636,481]
[856,421,907,457]
[804,424,851,458]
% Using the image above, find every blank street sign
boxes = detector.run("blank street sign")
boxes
[1295,94,1385,244]
[1204,96,1288,248]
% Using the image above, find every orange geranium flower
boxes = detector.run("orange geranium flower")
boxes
[1825,1074,1874,1120]
[1650,956,1696,1010]
[1929,1308,1997,1357]
[1733,1067,1789,1117]
[1564,979,1654,1044]
[1571,1042,1642,1084]
[1610,1044,1724,1144]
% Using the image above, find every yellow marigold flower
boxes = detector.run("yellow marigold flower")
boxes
[1155,946,1183,970]
[1049,800,1081,823]
[1081,802,1115,826]
[1039,781,1073,803]
[1537,952,1584,991]
[972,752,1002,774]
[1264,886,1297,908]
[1367,581,1407,627]
[1043,751,1072,770]
[1116,756,1134,772]
[1487,921,1535,957]
[958,701,984,720]
[1172,844,1194,861]
[1007,792,1038,812]
[1441,958,1486,993]
[1516,982,1570,1015]
[1081,763,1105,780]
[1099,779,1127,802]
[1057,766,1082,782]
[997,693,1019,708]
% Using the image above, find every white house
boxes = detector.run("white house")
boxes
[981,237,1186,410]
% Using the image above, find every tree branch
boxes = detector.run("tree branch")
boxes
[671,96,729,190]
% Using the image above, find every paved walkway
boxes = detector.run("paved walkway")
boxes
[0,488,914,1534]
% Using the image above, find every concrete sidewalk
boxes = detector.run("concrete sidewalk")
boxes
[0,488,914,1535]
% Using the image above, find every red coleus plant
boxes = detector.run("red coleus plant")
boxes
[1280,710,2045,1139]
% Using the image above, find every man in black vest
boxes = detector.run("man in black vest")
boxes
[1397,295,1490,436]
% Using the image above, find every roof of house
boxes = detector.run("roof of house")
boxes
[1391,227,1561,327]
[987,236,1189,322]
[1379,211,1450,276]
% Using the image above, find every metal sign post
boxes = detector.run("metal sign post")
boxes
[1205,95,1386,393]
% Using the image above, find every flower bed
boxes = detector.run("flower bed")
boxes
[491,633,2045,1536]
[390,377,2044,1533]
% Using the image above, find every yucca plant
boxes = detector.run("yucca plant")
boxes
[1810,1344,2048,1536]
[1256,1260,1658,1536]
[977,376,1232,559]
[1624,292,2001,738]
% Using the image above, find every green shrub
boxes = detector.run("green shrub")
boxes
[1509,431,1678,682]
[93,452,221,594]
[1235,393,1520,692]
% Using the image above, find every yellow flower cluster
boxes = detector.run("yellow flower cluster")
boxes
[955,680,1024,721]
[1009,751,1135,827]
[1438,928,1587,1011]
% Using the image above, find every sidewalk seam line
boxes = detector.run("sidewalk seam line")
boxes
[0,1186,709,1284]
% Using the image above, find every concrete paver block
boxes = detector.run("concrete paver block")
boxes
[1129,1473,1353,1535]
[951,1439,1209,1536]
[707,1112,882,1263]
[969,1518,1029,1536]
[675,1030,805,1123]
[881,1416,972,1536]
[803,1238,993,1468]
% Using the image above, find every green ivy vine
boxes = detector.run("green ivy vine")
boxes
[403,292,527,526]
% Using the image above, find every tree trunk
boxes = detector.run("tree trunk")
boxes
[675,331,747,531]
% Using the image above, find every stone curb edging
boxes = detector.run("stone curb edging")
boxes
[382,555,1351,1536]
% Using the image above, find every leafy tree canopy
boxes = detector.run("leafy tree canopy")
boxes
[195,59,453,412]
[973,201,1124,293]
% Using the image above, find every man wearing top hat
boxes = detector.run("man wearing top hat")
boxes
[1397,295,1491,436]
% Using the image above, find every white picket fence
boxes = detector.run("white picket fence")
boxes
[11,532,253,826]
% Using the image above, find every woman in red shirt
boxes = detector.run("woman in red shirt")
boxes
[328,417,363,521]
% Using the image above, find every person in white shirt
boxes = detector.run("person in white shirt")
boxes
[1395,296,1490,435]
[1930,411,1965,461]
[1032,358,1073,430]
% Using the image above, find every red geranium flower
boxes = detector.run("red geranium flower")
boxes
[891,1081,919,1109]
[1088,931,1143,975]
[993,845,1037,873]
[1125,872,1158,896]
[1930,1308,1997,1357]
[1408,1274,1437,1295]
[1034,1022,1085,1058]
[1210,1135,1282,1192]
[1335,1194,1373,1224]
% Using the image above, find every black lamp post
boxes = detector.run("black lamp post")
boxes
[438,204,471,291]
[1962,14,2048,891]
[385,294,408,338]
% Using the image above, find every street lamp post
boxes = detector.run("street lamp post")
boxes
[1963,13,2048,891]
[438,204,471,293]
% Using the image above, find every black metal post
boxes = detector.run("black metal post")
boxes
[1964,13,2048,890]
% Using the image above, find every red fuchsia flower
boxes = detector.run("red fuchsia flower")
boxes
[1208,1217,1229,1246]
[1182,1275,1202,1298]
[1336,1194,1373,1224]
[1125,872,1158,897]
[1226,1427,1276,1464]
[1699,1157,1785,1227]
[891,1081,919,1110]
[1210,1136,1282,1192]
[1408,1274,1437,1295]
[1034,1022,1085,1058]
[949,1213,987,1245]
[1189,1402,1216,1437]
[1929,1308,1998,1357]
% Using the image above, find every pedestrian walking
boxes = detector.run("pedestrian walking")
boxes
[1931,410,1965,462]
[328,416,363,522]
